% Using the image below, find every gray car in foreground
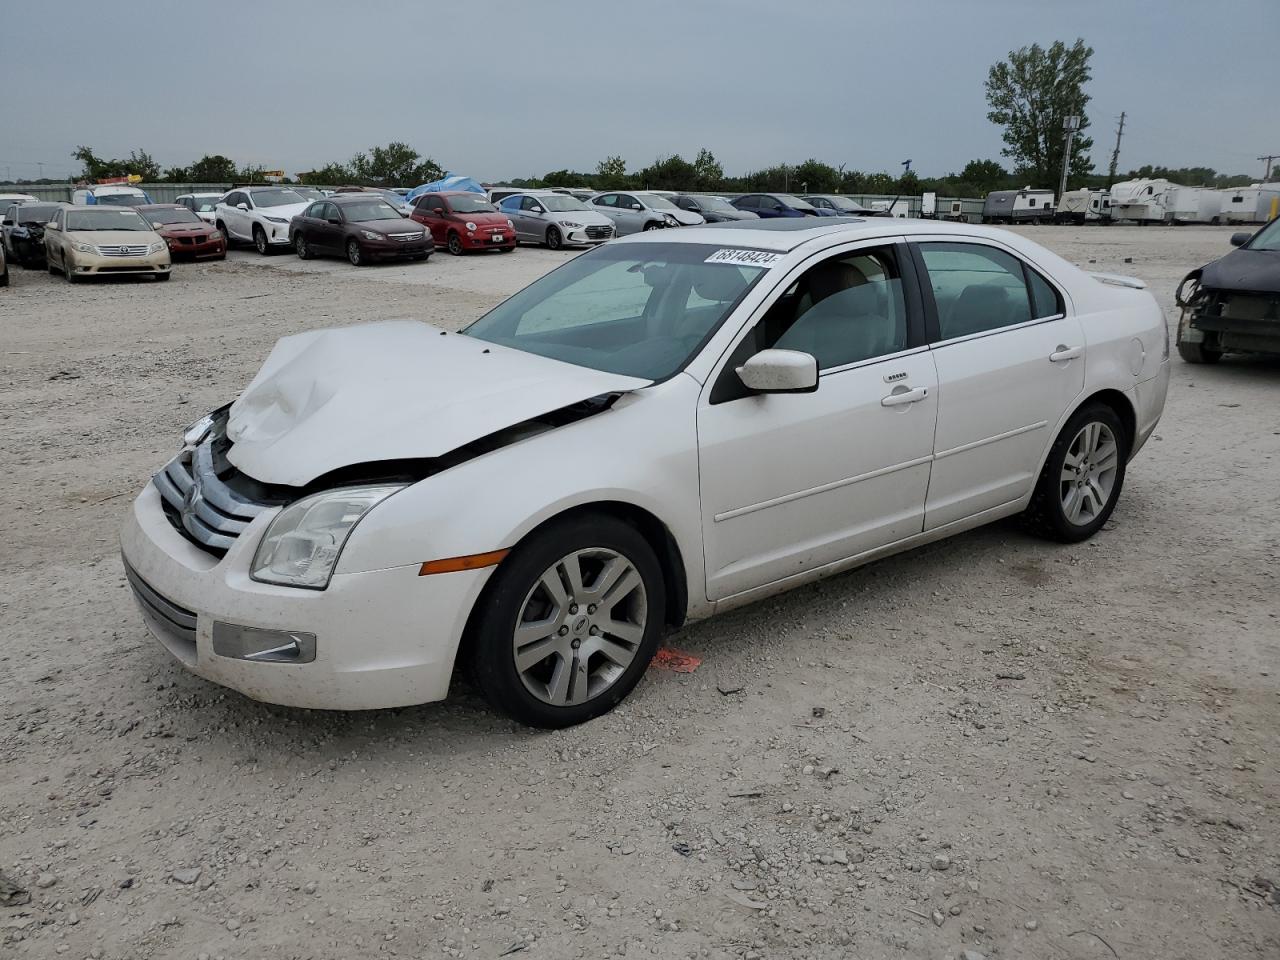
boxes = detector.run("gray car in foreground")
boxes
[497,192,615,249]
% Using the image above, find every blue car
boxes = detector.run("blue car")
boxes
[730,193,831,218]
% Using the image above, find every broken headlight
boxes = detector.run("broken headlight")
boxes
[251,485,404,590]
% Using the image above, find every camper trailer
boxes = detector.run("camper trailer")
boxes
[1056,188,1111,224]
[1167,186,1221,224]
[1218,184,1280,225]
[980,187,1055,224]
[1108,179,1175,223]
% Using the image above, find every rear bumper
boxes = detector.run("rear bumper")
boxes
[1129,359,1170,458]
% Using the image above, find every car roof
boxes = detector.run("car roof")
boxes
[611,217,1031,253]
[136,203,186,210]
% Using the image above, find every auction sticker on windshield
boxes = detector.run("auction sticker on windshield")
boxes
[704,248,784,267]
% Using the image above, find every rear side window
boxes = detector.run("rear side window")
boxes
[919,243,1033,340]
[1026,266,1063,318]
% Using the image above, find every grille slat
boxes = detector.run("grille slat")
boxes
[124,560,198,664]
[97,244,150,257]
[585,225,613,240]
[154,431,269,555]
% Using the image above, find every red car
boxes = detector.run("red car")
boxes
[410,191,516,255]
[136,204,226,260]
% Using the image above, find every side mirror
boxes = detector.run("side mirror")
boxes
[1230,232,1251,248]
[45,222,59,231]
[630,204,643,211]
[1,218,11,226]
[236,203,249,211]
[327,217,341,225]
[736,349,819,394]
[531,205,545,214]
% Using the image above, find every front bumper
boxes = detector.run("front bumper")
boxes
[119,483,489,710]
[69,250,170,275]
[167,235,225,259]
[454,228,515,250]
[362,236,432,259]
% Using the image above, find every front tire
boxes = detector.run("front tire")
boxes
[65,256,79,283]
[447,232,464,256]
[346,239,364,266]
[1022,402,1128,543]
[642,220,661,231]
[545,226,563,250]
[295,233,313,259]
[253,226,269,255]
[470,514,666,729]
[216,222,231,247]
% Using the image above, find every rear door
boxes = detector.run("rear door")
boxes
[911,238,1084,529]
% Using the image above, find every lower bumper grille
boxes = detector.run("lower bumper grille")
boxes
[124,560,197,664]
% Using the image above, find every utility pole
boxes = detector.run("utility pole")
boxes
[1258,154,1280,182]
[1107,112,1125,187]
[1059,116,1080,201]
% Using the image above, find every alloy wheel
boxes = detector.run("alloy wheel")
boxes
[254,228,267,254]
[512,548,648,707]
[1060,421,1119,526]
[347,240,362,265]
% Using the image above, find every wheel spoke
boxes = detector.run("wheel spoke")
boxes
[538,569,569,611]
[1093,443,1119,474]
[545,654,573,706]
[514,617,557,647]
[515,636,560,673]
[558,554,585,601]
[600,617,644,646]
[1063,485,1083,523]
[1087,478,1108,510]
[600,566,641,609]
[589,636,636,668]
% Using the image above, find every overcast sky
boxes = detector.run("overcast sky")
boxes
[2,0,1275,184]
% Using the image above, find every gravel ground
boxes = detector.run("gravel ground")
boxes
[1,226,1277,960]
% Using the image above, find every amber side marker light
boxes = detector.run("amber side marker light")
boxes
[418,549,510,576]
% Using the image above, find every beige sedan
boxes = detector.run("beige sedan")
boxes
[44,206,171,282]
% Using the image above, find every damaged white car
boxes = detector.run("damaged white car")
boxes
[121,219,1170,727]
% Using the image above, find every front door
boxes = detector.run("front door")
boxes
[698,242,938,600]
[912,239,1085,529]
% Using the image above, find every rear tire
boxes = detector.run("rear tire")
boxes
[1022,402,1128,543]
[470,514,666,729]
[1177,340,1222,364]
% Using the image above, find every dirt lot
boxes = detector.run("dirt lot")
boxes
[1,226,1277,960]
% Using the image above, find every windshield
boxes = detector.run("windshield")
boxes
[341,200,403,221]
[465,242,770,380]
[249,188,304,208]
[146,208,202,225]
[539,195,588,212]
[67,209,151,231]
[645,194,679,210]
[448,194,498,213]
[775,195,813,210]
[696,196,734,212]
[94,193,147,206]
[1245,218,1280,251]
[18,204,62,223]
[292,187,325,201]
[823,196,863,211]
[193,196,221,212]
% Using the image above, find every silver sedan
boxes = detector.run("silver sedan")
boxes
[496,192,616,249]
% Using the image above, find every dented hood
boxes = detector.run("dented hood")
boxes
[1200,247,1280,296]
[226,321,649,486]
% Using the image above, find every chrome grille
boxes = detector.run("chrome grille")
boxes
[98,244,149,257]
[153,439,268,553]
[389,231,425,242]
[585,225,613,240]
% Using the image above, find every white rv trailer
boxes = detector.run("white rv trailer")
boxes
[1218,183,1280,224]
[1056,188,1111,224]
[1108,178,1175,223]
[1167,186,1221,224]
[980,187,1055,223]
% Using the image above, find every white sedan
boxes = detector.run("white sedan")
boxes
[121,219,1169,727]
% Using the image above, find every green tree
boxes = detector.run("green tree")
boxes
[187,154,238,182]
[351,141,441,186]
[637,154,699,191]
[72,145,159,181]
[985,39,1095,189]
[957,159,1008,193]
[792,158,842,193]
[595,155,629,189]
[298,163,353,185]
[693,148,723,189]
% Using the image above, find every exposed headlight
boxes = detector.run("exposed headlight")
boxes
[181,412,215,448]
[561,221,582,228]
[465,221,477,231]
[506,219,515,228]
[359,229,383,241]
[251,485,404,590]
[148,241,166,254]
[265,216,288,224]
[74,241,97,253]
[663,214,679,226]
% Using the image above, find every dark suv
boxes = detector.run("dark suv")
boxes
[289,194,431,266]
